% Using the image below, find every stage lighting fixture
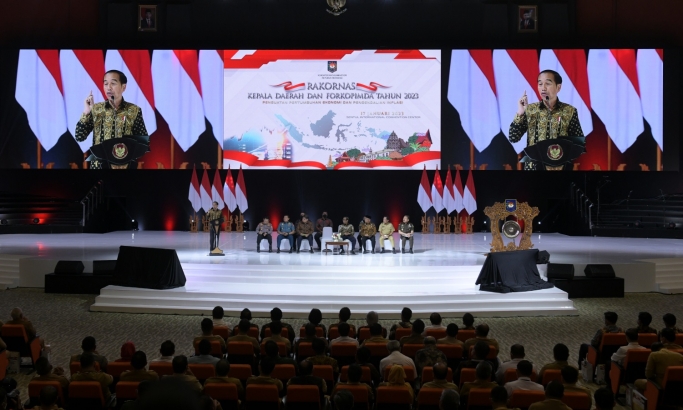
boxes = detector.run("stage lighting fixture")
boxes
[32,218,39,224]
[0,219,7,225]
[131,219,139,231]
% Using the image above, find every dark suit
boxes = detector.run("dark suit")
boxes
[520,19,535,30]
[140,18,155,29]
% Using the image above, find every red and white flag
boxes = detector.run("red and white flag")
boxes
[448,50,500,152]
[15,50,67,151]
[637,49,663,150]
[443,167,456,214]
[539,49,593,136]
[60,50,106,152]
[188,165,202,213]
[463,171,477,215]
[417,165,433,213]
[223,165,237,212]
[152,50,206,151]
[431,166,444,213]
[454,169,464,213]
[235,166,248,213]
[493,49,540,153]
[211,169,224,209]
[199,50,224,145]
[105,50,157,136]
[587,49,644,153]
[200,169,213,212]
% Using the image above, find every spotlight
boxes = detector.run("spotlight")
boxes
[538,221,541,225]
[131,219,139,231]
[32,218,40,224]
[0,219,7,225]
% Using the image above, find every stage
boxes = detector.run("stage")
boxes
[1,231,682,317]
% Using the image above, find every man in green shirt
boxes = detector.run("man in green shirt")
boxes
[338,217,356,255]
[398,215,415,254]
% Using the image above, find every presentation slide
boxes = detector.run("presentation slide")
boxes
[222,50,441,170]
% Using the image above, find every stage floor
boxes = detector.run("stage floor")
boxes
[2,231,682,317]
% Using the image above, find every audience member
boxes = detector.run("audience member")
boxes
[389,307,413,340]
[650,342,663,352]
[261,321,291,354]
[227,319,259,354]
[611,328,646,365]
[358,311,387,339]
[593,387,615,410]
[332,390,354,410]
[424,312,447,334]
[635,330,683,391]
[380,340,415,371]
[423,362,458,391]
[233,308,259,335]
[212,306,229,329]
[400,318,426,346]
[70,336,108,372]
[331,307,357,337]
[463,324,499,357]
[260,307,295,344]
[120,351,159,381]
[169,355,203,393]
[415,336,448,384]
[379,364,414,401]
[662,313,683,334]
[361,323,389,346]
[306,308,327,338]
[496,344,534,384]
[129,377,202,410]
[332,363,374,402]
[36,385,62,410]
[71,352,114,401]
[195,318,227,353]
[462,313,475,330]
[355,346,381,387]
[120,379,153,410]
[438,324,464,346]
[306,338,339,373]
[330,322,359,347]
[7,307,37,339]
[460,362,496,406]
[538,343,574,383]
[287,359,327,407]
[246,357,283,394]
[441,389,460,410]
[490,386,509,410]
[455,341,498,385]
[578,311,623,367]
[197,395,221,410]
[189,339,220,365]
[528,381,570,410]
[204,359,245,398]
[296,323,329,354]
[116,341,136,362]
[150,340,175,363]
[33,357,70,390]
[660,327,683,349]
[263,340,298,371]
[636,312,657,334]
[560,366,590,396]
[504,360,543,396]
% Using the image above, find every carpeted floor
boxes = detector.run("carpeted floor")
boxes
[2,289,682,408]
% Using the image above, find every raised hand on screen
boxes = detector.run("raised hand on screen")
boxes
[517,90,528,116]
[84,90,94,115]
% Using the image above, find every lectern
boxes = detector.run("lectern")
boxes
[521,136,585,171]
[87,135,150,169]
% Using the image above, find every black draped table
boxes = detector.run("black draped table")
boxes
[112,246,186,289]
[476,249,554,293]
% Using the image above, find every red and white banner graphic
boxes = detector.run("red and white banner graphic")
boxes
[199,50,224,145]
[637,49,663,150]
[356,82,390,93]
[271,81,306,92]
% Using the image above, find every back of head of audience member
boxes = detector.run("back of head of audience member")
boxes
[265,341,279,358]
[240,308,252,321]
[212,306,224,320]
[424,336,437,346]
[366,311,379,326]
[238,319,250,334]
[35,357,52,376]
[347,363,362,383]
[270,321,283,336]
[338,322,350,337]
[160,340,175,357]
[594,387,615,410]
[370,323,383,336]
[120,341,136,360]
[604,311,618,325]
[10,307,23,321]
[433,362,449,380]
[333,389,354,410]
[80,352,96,370]
[475,323,490,337]
[625,328,639,342]
[299,359,313,376]
[516,360,533,377]
[259,357,275,376]
[215,359,230,377]
[446,323,459,338]
[271,307,283,322]
[561,365,579,384]
[490,386,508,408]
[387,340,400,353]
[339,307,351,322]
[475,361,492,381]
[401,307,412,322]
[201,318,214,335]
[81,336,97,352]
[545,380,564,399]
[131,351,148,370]
[463,313,475,328]
[308,308,323,325]
[473,341,491,360]
[305,323,317,338]
[412,319,426,335]
[430,312,442,325]
[650,342,663,352]
[198,339,212,356]
[660,327,676,343]
[39,385,59,408]
[553,343,570,361]
[172,355,189,374]
[638,312,653,328]
[312,337,326,355]
[510,344,525,359]
[440,388,460,410]
[663,313,677,328]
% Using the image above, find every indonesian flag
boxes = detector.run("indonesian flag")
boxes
[443,167,456,214]
[417,165,433,213]
[211,169,224,209]
[587,49,644,153]
[637,49,663,150]
[15,50,68,151]
[493,49,540,153]
[539,49,593,136]
[200,169,213,212]
[105,50,157,135]
[188,165,202,213]
[223,165,238,212]
[235,166,248,213]
[454,169,464,213]
[463,171,477,215]
[152,50,206,151]
[431,166,444,213]
[60,50,106,152]
[448,50,500,152]
[199,50,224,145]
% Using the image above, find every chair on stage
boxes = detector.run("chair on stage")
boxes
[260,234,274,252]
[321,227,334,252]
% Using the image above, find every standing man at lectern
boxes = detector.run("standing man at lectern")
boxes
[509,70,584,170]
[208,201,224,253]
[75,70,148,169]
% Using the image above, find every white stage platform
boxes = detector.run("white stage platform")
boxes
[2,231,683,317]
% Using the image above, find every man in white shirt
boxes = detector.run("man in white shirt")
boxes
[611,328,645,365]
[330,322,359,347]
[496,344,537,384]
[188,339,220,365]
[379,340,416,371]
[505,360,544,396]
[150,340,175,363]
[423,312,447,334]
[212,306,229,328]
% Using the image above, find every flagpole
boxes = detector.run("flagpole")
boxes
[36,140,42,169]
[218,142,223,170]
[469,142,475,170]
[607,137,611,171]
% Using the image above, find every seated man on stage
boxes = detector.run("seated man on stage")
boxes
[378,216,396,254]
[398,215,415,254]
[256,217,273,253]
[338,216,356,255]
[509,69,584,170]
[358,215,377,254]
[276,215,295,253]
[296,215,315,254]
[314,212,333,251]
[207,202,224,253]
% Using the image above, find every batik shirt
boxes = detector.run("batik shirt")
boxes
[338,224,355,236]
[509,99,584,148]
[359,222,377,237]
